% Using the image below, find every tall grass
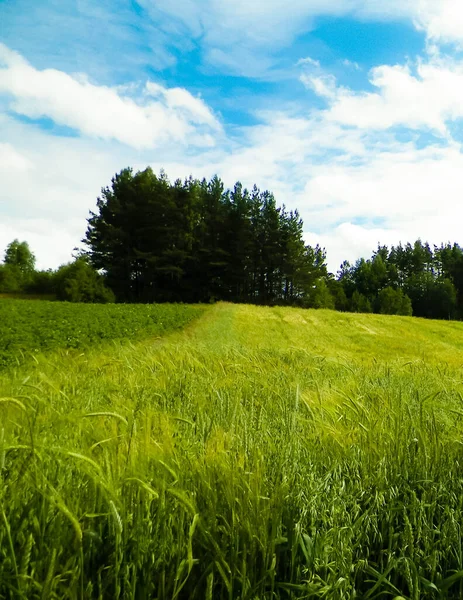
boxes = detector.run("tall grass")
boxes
[2,303,463,598]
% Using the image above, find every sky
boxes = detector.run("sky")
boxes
[2,1,463,272]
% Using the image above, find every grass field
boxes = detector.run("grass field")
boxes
[2,302,463,598]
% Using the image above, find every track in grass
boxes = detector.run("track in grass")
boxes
[2,303,463,598]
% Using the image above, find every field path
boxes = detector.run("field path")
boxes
[155,302,463,366]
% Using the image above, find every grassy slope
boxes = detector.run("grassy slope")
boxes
[2,304,463,598]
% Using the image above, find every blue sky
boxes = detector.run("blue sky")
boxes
[2,0,463,271]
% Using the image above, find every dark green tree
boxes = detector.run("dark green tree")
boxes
[84,168,326,307]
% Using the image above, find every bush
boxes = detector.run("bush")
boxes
[26,269,56,295]
[376,286,413,316]
[0,264,23,293]
[350,290,372,313]
[54,259,115,303]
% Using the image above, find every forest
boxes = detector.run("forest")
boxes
[2,166,463,320]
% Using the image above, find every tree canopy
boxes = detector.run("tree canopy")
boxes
[337,241,463,319]
[83,168,329,305]
[4,239,36,273]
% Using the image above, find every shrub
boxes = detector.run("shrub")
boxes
[54,258,115,303]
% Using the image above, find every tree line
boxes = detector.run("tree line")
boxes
[2,167,463,320]
[0,239,114,302]
[336,241,463,319]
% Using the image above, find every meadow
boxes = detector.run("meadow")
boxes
[2,301,463,598]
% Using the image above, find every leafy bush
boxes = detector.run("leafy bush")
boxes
[0,264,24,293]
[376,286,413,316]
[54,258,115,303]
[350,289,372,313]
[26,269,56,295]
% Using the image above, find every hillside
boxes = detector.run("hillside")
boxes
[2,303,463,598]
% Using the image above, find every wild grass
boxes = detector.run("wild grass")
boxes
[2,303,463,598]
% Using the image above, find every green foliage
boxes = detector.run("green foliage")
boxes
[25,269,55,295]
[376,286,413,316]
[0,240,37,294]
[2,304,463,597]
[327,277,348,311]
[4,239,36,273]
[0,299,204,368]
[308,278,335,309]
[431,278,458,319]
[339,241,463,320]
[84,168,328,305]
[350,289,372,313]
[0,264,23,293]
[54,258,115,303]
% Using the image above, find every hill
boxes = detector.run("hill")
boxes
[2,303,463,598]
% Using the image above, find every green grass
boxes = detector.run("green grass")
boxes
[0,293,57,301]
[2,303,463,598]
[0,299,205,368]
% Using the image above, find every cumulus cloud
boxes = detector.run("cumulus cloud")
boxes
[296,50,463,269]
[0,114,138,269]
[302,142,463,270]
[414,0,463,46]
[305,223,402,273]
[0,44,221,149]
[301,55,463,136]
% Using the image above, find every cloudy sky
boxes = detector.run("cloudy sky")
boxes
[2,0,463,271]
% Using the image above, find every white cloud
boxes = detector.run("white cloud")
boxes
[0,43,221,150]
[297,57,321,68]
[147,0,414,50]
[302,142,463,270]
[304,143,463,223]
[6,0,461,86]
[414,0,463,46]
[301,56,463,136]
[0,219,81,271]
[0,142,32,172]
[342,59,360,70]
[3,99,463,273]
[0,114,135,269]
[136,0,415,76]
[302,73,338,99]
[305,224,401,272]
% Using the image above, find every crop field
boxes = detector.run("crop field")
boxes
[2,302,463,598]
[0,299,205,369]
